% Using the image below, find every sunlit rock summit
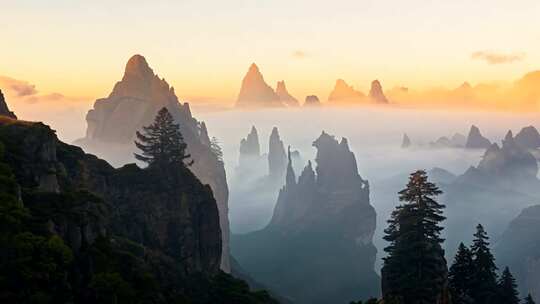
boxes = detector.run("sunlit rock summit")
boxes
[77,54,231,271]
[236,64,283,108]
[368,80,389,104]
[275,80,299,107]
[328,79,365,104]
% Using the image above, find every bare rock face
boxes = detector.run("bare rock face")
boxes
[0,89,17,119]
[268,127,287,179]
[368,80,389,104]
[304,95,321,106]
[237,126,264,177]
[275,81,299,107]
[236,64,283,108]
[450,133,467,147]
[465,125,491,149]
[79,54,231,271]
[496,205,540,303]
[232,131,379,304]
[401,133,411,148]
[515,126,540,149]
[328,79,365,104]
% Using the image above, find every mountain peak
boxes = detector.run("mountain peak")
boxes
[328,79,365,103]
[369,79,389,103]
[276,80,299,106]
[124,54,153,79]
[236,63,283,108]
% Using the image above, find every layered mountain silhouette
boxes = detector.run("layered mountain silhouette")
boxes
[304,95,321,106]
[275,81,299,107]
[328,79,365,104]
[232,131,379,304]
[465,125,491,149]
[76,54,231,271]
[515,125,540,149]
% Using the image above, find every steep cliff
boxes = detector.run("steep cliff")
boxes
[0,117,276,303]
[77,54,230,271]
[0,89,17,119]
[515,125,540,149]
[496,205,540,303]
[275,81,299,107]
[236,64,283,108]
[268,127,287,179]
[465,125,491,149]
[232,131,379,304]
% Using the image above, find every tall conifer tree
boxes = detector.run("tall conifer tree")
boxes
[496,267,520,304]
[381,170,448,304]
[448,243,474,304]
[470,224,498,304]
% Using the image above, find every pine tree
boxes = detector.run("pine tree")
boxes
[496,267,520,304]
[210,136,224,164]
[470,224,498,304]
[524,294,536,304]
[381,170,448,304]
[134,107,193,167]
[448,243,475,304]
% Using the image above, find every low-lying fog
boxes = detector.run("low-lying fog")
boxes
[196,106,539,269]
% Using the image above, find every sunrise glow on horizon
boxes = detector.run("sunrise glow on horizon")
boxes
[2,0,540,104]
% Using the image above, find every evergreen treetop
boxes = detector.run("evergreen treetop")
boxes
[525,294,537,304]
[448,243,474,304]
[496,267,520,304]
[470,224,498,304]
[134,107,193,167]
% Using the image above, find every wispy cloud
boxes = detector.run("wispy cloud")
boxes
[471,51,525,65]
[0,76,37,96]
[292,50,309,59]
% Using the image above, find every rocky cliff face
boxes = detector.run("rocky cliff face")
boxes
[328,79,365,104]
[304,95,321,106]
[368,80,389,104]
[0,89,17,119]
[515,125,540,149]
[496,205,540,303]
[275,81,299,107]
[77,54,230,271]
[465,125,491,149]
[443,130,540,257]
[0,117,269,303]
[232,131,379,304]
[268,127,287,179]
[239,126,261,165]
[236,64,283,108]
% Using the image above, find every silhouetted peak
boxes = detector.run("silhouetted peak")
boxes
[328,79,365,103]
[236,63,283,107]
[340,137,350,151]
[368,79,389,103]
[275,80,299,106]
[249,63,259,72]
[465,125,491,149]
[239,125,260,158]
[515,126,540,149]
[0,90,17,119]
[285,146,296,188]
[124,54,154,79]
[268,127,287,178]
[503,130,515,146]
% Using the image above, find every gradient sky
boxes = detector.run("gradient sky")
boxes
[2,0,540,102]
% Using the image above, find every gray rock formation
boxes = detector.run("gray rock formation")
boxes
[515,125,540,149]
[77,54,230,271]
[303,95,321,106]
[496,205,540,303]
[0,89,17,119]
[328,79,365,104]
[275,81,299,107]
[401,133,411,148]
[450,133,467,147]
[236,64,283,108]
[465,125,491,149]
[368,80,389,104]
[232,131,379,304]
[239,126,261,162]
[268,127,287,179]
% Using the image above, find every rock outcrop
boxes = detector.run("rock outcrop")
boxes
[236,64,283,108]
[465,125,491,149]
[515,125,540,149]
[401,133,411,148]
[77,54,231,271]
[303,95,321,106]
[239,126,261,163]
[496,205,540,303]
[450,133,467,147]
[443,130,540,257]
[328,79,365,104]
[268,127,287,179]
[0,89,17,119]
[368,80,389,104]
[232,131,379,304]
[275,81,299,107]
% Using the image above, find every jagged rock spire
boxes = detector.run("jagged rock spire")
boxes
[268,127,287,178]
[276,81,299,107]
[285,146,296,188]
[236,63,283,108]
[465,125,491,149]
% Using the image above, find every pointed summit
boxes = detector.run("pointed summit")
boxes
[236,63,283,108]
[328,79,365,104]
[285,146,297,188]
[268,127,287,178]
[304,95,321,107]
[368,80,389,104]
[465,125,491,149]
[0,90,17,119]
[124,54,153,79]
[276,80,299,107]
